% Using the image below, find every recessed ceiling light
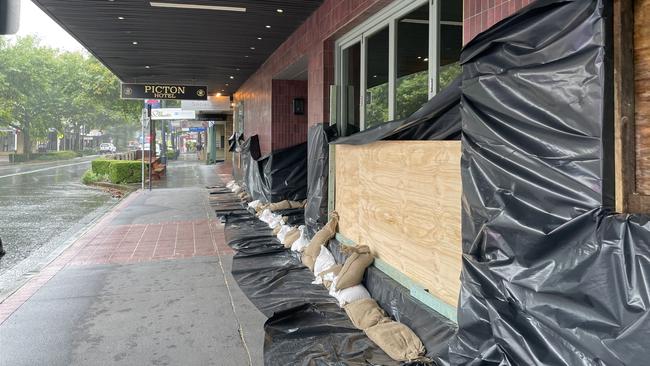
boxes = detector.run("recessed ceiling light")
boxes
[229,76,235,79]
[145,65,150,69]
[276,9,283,13]
[250,47,255,50]
[149,2,246,12]
[423,58,429,62]
[265,25,271,29]
[221,89,225,92]
[236,68,240,71]
[132,41,138,45]
[244,55,249,58]
[225,83,229,86]
[257,37,262,40]
[118,16,125,20]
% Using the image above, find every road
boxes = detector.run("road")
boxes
[0,157,117,298]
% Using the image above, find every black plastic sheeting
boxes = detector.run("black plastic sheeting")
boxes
[216,187,457,365]
[450,1,650,365]
[305,123,338,235]
[238,135,308,203]
[332,77,461,145]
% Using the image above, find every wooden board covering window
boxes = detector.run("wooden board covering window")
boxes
[635,0,650,194]
[335,141,462,307]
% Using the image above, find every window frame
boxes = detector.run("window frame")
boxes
[335,0,457,133]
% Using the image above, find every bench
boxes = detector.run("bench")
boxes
[151,160,166,180]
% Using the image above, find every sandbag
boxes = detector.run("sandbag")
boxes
[329,280,370,307]
[277,225,293,243]
[290,226,310,252]
[272,225,282,236]
[334,245,374,290]
[313,246,336,277]
[319,264,342,290]
[344,298,389,331]
[302,212,339,270]
[365,321,425,362]
[282,227,300,248]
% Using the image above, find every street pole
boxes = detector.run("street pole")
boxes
[147,104,153,191]
[141,108,146,191]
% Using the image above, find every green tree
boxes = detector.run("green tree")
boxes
[0,36,141,155]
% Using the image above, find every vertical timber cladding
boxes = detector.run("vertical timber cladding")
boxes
[635,0,650,194]
[335,141,462,307]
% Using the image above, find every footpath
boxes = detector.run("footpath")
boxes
[0,160,265,366]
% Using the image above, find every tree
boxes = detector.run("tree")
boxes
[0,36,141,155]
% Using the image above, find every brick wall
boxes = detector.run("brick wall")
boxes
[234,0,391,155]
[272,80,309,151]
[463,0,533,44]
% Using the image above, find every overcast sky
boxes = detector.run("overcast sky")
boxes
[15,0,85,52]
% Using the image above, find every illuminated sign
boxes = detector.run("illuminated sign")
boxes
[121,83,208,100]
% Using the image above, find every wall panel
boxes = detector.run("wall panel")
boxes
[335,141,462,306]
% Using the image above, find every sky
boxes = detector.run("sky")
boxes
[13,0,85,52]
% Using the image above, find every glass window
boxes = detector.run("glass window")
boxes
[336,0,463,133]
[439,1,462,90]
[342,43,361,134]
[365,27,389,129]
[396,4,429,119]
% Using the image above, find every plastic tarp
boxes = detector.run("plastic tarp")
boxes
[215,185,456,365]
[305,123,338,235]
[237,135,308,203]
[450,1,650,365]
[331,77,461,145]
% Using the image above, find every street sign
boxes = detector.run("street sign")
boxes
[181,95,231,111]
[121,83,208,100]
[189,127,206,132]
[150,108,196,120]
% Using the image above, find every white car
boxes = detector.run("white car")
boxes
[99,143,117,154]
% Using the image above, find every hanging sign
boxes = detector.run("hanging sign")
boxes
[121,83,208,100]
[150,108,196,120]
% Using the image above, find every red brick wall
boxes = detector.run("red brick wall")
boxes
[463,0,533,44]
[234,0,392,155]
[272,80,309,151]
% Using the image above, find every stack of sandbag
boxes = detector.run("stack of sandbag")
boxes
[308,238,427,363]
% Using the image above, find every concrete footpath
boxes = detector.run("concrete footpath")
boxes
[0,160,266,366]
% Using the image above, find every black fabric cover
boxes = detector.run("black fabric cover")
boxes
[216,187,457,365]
[305,123,338,235]
[238,136,308,203]
[450,1,650,365]
[332,77,461,145]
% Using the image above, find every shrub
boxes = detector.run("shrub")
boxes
[82,169,101,185]
[33,151,78,161]
[91,159,112,175]
[108,160,146,184]
[9,154,28,163]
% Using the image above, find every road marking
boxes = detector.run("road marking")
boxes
[0,161,90,179]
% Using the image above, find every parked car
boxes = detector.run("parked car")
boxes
[99,143,117,154]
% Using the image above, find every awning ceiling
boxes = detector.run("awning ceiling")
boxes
[31,0,324,96]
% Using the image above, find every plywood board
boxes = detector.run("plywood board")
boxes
[635,0,650,195]
[335,141,462,307]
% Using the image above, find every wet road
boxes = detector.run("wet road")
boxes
[0,157,116,296]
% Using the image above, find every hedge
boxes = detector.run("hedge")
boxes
[108,160,146,184]
[34,151,79,161]
[91,159,112,176]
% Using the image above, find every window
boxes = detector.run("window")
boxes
[336,0,463,132]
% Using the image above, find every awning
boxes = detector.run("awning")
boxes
[32,0,324,95]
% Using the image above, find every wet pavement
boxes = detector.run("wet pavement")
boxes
[0,159,266,366]
[0,157,116,298]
